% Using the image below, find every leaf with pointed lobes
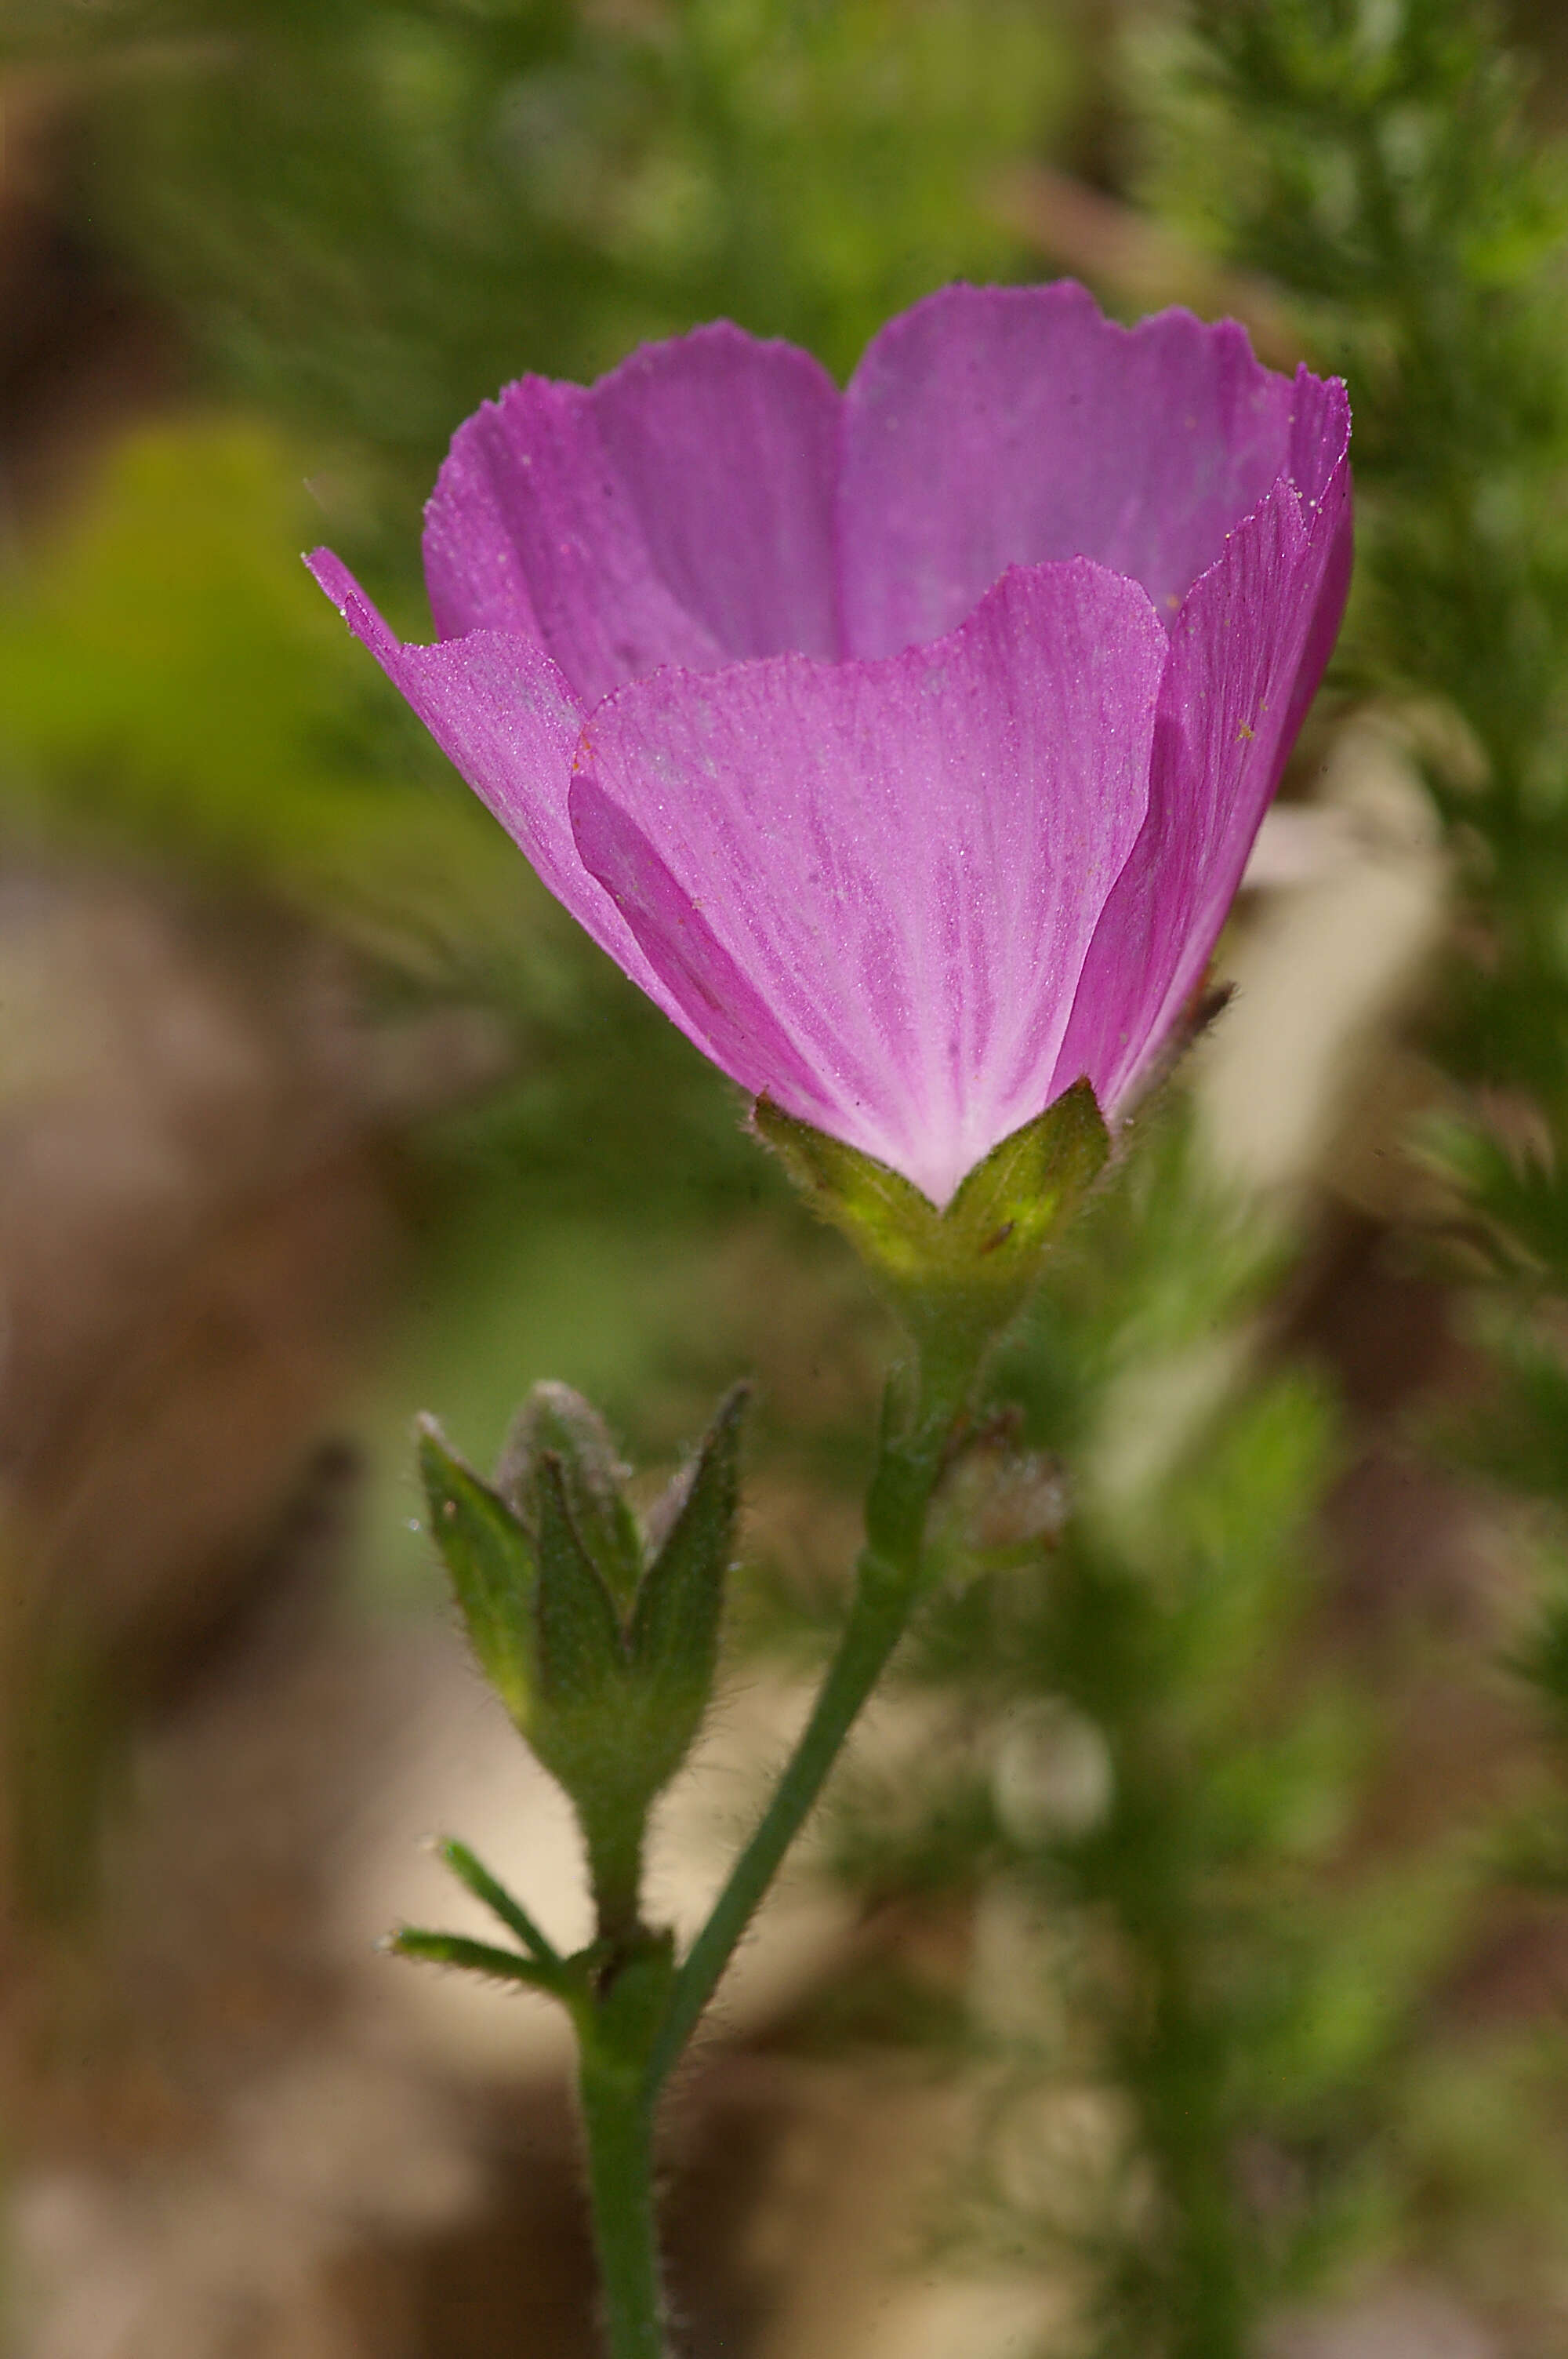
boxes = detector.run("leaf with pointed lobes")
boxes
[627,1386,747,1787]
[533,1453,628,1710]
[497,1382,644,1610]
[416,1417,538,1730]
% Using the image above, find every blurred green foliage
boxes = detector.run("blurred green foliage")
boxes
[0,420,518,936]
[1145,1,1568,1144]
[1152,0,1568,2020]
[6,0,1073,540]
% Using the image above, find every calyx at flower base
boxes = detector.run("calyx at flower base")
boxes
[754,1078,1110,1365]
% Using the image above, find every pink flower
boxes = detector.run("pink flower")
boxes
[310,282,1351,1209]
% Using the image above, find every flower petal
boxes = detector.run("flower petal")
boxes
[587,326,843,660]
[840,282,1301,658]
[1051,407,1353,1112]
[306,548,682,1017]
[422,325,842,705]
[564,780,837,1122]
[567,562,1167,1206]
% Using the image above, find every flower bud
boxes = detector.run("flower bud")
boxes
[498,1380,643,1609]
[417,1388,748,1838]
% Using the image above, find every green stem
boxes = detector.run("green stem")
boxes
[644,1566,906,2089]
[584,1805,647,1952]
[574,1347,982,2359]
[644,1356,975,2094]
[578,2048,667,2359]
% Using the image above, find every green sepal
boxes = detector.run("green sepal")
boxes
[753,1105,935,1281]
[753,1080,1110,1356]
[498,1382,644,1610]
[941,1080,1110,1265]
[522,1457,644,1869]
[626,1386,747,1789]
[534,1454,628,1710]
[416,1417,538,1728]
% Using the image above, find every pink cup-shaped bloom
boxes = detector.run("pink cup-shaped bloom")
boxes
[310,282,1351,1209]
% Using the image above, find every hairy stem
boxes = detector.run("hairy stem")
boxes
[584,1805,648,1954]
[644,1355,974,2094]
[579,2048,667,2359]
[571,1347,983,2359]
